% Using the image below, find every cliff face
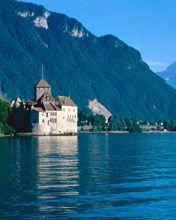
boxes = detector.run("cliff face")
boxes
[1,0,176,120]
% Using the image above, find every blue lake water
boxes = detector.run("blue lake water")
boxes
[1,133,176,219]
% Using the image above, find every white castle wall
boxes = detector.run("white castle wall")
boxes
[30,108,77,135]
[57,106,78,134]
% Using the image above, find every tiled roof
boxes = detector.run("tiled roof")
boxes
[57,96,77,107]
[14,97,22,107]
[36,79,51,88]
[43,102,57,111]
[27,100,37,105]
[33,107,45,112]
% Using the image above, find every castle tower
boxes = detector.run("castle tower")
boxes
[35,79,51,100]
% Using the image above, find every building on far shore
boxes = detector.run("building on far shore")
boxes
[10,79,78,135]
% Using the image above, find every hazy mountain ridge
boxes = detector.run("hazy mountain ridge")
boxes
[0,0,176,120]
[157,62,176,88]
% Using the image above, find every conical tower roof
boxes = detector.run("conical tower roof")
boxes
[36,79,51,88]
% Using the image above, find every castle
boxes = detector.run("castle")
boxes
[10,79,78,135]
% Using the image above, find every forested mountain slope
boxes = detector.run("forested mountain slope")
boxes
[0,0,176,120]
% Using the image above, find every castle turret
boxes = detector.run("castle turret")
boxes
[35,79,51,100]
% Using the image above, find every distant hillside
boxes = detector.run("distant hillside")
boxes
[1,0,176,120]
[157,62,176,88]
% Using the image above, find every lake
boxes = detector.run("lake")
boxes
[0,133,176,219]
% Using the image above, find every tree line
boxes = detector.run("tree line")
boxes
[78,111,176,133]
[78,112,141,132]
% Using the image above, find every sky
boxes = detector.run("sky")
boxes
[19,0,176,72]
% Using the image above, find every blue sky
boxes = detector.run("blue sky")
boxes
[19,0,176,72]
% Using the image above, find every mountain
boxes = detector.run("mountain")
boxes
[1,0,176,120]
[157,62,176,88]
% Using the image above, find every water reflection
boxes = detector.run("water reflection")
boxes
[36,136,79,214]
[1,134,176,219]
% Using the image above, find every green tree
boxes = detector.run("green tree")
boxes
[108,116,123,131]
[125,118,141,133]
[170,120,176,131]
[163,120,170,131]
[0,99,15,135]
[91,115,106,131]
[78,111,88,126]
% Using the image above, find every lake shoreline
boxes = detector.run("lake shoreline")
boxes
[80,131,176,134]
[1,130,176,138]
[0,134,15,138]
[0,133,77,138]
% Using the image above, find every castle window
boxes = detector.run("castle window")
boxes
[48,121,50,125]
[46,113,49,117]
[50,112,56,116]
[50,118,56,123]
[42,119,45,123]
